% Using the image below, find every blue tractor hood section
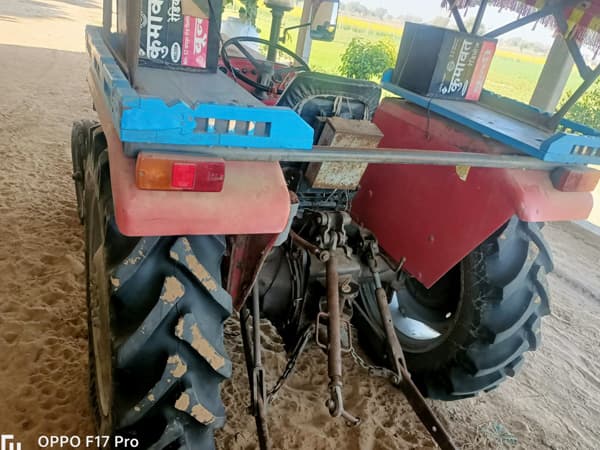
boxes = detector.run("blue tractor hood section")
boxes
[86,26,314,150]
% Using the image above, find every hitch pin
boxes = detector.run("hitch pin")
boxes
[327,385,361,427]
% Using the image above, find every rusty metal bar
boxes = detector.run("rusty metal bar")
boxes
[240,286,271,450]
[376,292,457,449]
[251,284,270,449]
[326,257,342,397]
[367,239,456,449]
[398,364,457,450]
[324,256,360,426]
[373,275,406,375]
[253,284,262,368]
[240,307,256,402]
[291,231,330,262]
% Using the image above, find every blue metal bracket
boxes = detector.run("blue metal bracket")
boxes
[381,70,600,165]
[86,26,314,150]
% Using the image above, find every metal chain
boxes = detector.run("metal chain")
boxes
[350,347,400,385]
[268,326,401,402]
[267,326,314,403]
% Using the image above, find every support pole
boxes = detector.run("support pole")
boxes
[267,8,285,61]
[451,7,467,33]
[296,0,313,62]
[530,36,574,113]
[471,0,488,35]
[103,0,112,35]
[125,0,141,86]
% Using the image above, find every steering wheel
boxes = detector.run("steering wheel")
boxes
[221,36,310,93]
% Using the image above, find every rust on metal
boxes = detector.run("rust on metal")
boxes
[291,231,330,261]
[305,117,383,190]
[239,285,271,450]
[371,259,456,449]
[326,257,342,391]
[323,252,360,426]
[365,233,456,449]
[226,234,279,310]
[398,364,457,450]
[374,284,407,373]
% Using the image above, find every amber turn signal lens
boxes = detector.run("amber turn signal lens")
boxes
[136,152,225,192]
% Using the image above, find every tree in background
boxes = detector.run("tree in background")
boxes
[564,82,600,130]
[342,1,370,17]
[339,38,396,80]
[463,16,486,34]
[240,0,259,26]
[431,16,451,28]
[373,7,388,20]
[341,1,389,21]
[430,15,487,34]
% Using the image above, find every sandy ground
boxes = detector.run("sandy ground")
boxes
[1,1,600,449]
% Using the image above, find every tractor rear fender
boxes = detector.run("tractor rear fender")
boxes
[351,99,593,288]
[91,71,291,238]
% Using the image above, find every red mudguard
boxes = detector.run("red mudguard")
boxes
[92,72,291,237]
[352,98,593,288]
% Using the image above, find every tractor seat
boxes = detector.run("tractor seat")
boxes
[277,72,382,143]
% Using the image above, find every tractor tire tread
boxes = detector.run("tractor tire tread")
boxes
[112,235,231,449]
[420,216,553,400]
[84,127,231,449]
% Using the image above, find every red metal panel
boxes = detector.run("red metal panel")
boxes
[91,70,291,237]
[226,234,278,310]
[352,98,593,288]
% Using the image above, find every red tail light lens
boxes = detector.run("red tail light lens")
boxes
[136,153,225,192]
[171,163,197,189]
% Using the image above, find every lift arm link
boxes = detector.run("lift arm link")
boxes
[365,238,457,450]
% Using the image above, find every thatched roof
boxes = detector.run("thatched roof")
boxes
[443,1,600,50]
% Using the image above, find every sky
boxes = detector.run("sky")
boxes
[357,0,556,45]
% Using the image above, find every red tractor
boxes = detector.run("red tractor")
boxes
[72,0,599,448]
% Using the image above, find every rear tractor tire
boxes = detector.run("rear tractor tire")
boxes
[81,127,232,449]
[359,216,553,401]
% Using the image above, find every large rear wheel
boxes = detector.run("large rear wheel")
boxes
[358,217,553,400]
[82,130,232,448]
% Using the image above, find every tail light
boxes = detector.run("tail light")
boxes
[136,152,225,192]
